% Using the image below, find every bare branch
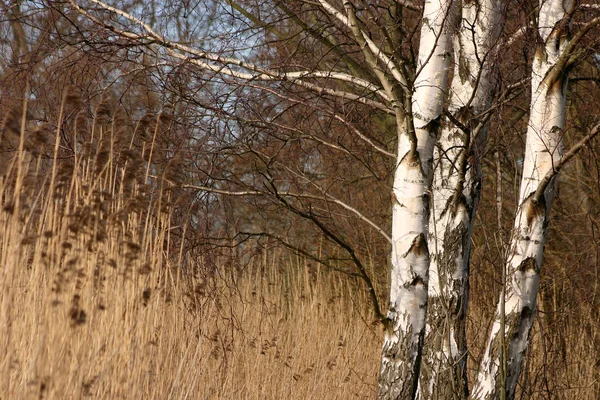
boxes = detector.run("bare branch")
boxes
[332,114,397,159]
[265,180,386,322]
[176,182,392,244]
[534,122,600,202]
[243,84,397,158]
[317,0,409,90]
[545,15,600,86]
[70,0,393,106]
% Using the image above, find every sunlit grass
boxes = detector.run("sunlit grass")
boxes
[0,94,597,399]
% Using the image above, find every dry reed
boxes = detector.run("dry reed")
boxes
[0,97,381,399]
[0,95,598,399]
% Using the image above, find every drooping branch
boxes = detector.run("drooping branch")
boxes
[69,0,394,110]
[178,182,392,244]
[264,179,386,323]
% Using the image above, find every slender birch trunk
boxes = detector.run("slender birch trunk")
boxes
[419,1,504,398]
[472,1,573,398]
[378,1,454,398]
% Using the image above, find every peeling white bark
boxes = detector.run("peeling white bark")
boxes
[472,1,573,398]
[420,1,504,398]
[378,1,454,398]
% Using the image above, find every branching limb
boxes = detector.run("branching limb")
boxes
[534,122,600,202]
[176,182,392,244]
[70,0,393,107]
[317,0,409,91]
[546,15,600,86]
[275,2,374,79]
[239,83,397,158]
[265,179,386,322]
[394,0,421,12]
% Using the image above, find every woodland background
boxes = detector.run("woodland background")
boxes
[0,1,599,399]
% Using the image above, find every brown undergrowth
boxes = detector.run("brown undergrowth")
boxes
[0,91,598,399]
[0,92,380,399]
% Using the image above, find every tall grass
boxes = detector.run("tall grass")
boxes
[0,93,380,399]
[1,92,598,399]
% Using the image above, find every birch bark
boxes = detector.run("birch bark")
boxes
[472,1,573,398]
[378,1,454,398]
[419,1,504,398]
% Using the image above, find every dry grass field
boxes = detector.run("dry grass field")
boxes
[0,99,382,399]
[0,98,598,399]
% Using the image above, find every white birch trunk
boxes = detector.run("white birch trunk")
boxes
[420,1,504,398]
[378,1,454,398]
[472,1,573,398]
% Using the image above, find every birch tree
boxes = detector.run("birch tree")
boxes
[419,0,504,397]
[378,0,454,397]
[473,1,600,398]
